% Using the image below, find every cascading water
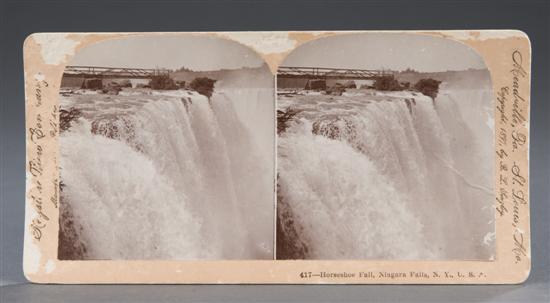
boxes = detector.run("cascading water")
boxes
[58,87,274,260]
[277,88,494,260]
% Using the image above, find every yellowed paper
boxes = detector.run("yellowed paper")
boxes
[23,30,530,284]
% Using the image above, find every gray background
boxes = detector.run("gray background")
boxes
[1,0,548,302]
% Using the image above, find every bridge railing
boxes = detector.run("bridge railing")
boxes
[277,66,394,80]
[63,66,170,78]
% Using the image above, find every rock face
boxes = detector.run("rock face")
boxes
[373,75,403,91]
[136,83,150,89]
[276,185,309,260]
[149,75,178,90]
[190,77,216,98]
[58,193,88,260]
[277,107,301,134]
[81,78,103,89]
[342,80,356,88]
[102,82,123,95]
[59,108,83,132]
[326,83,346,95]
[414,78,442,99]
[117,79,132,88]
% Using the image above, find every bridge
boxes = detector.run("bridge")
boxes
[63,66,170,79]
[277,66,394,80]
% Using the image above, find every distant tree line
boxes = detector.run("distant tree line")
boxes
[148,75,217,98]
[372,75,441,99]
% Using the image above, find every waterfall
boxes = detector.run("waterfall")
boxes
[59,89,274,260]
[277,89,494,260]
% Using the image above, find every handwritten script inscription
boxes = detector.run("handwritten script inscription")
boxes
[495,50,529,264]
[28,76,58,241]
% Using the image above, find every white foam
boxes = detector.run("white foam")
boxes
[278,88,495,260]
[60,88,274,259]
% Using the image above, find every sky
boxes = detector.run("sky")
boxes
[69,33,487,72]
[282,33,487,72]
[69,35,265,71]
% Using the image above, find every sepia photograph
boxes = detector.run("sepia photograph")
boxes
[276,33,495,260]
[18,28,534,286]
[57,35,275,260]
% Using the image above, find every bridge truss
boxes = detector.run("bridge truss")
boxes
[277,66,393,80]
[63,66,170,79]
